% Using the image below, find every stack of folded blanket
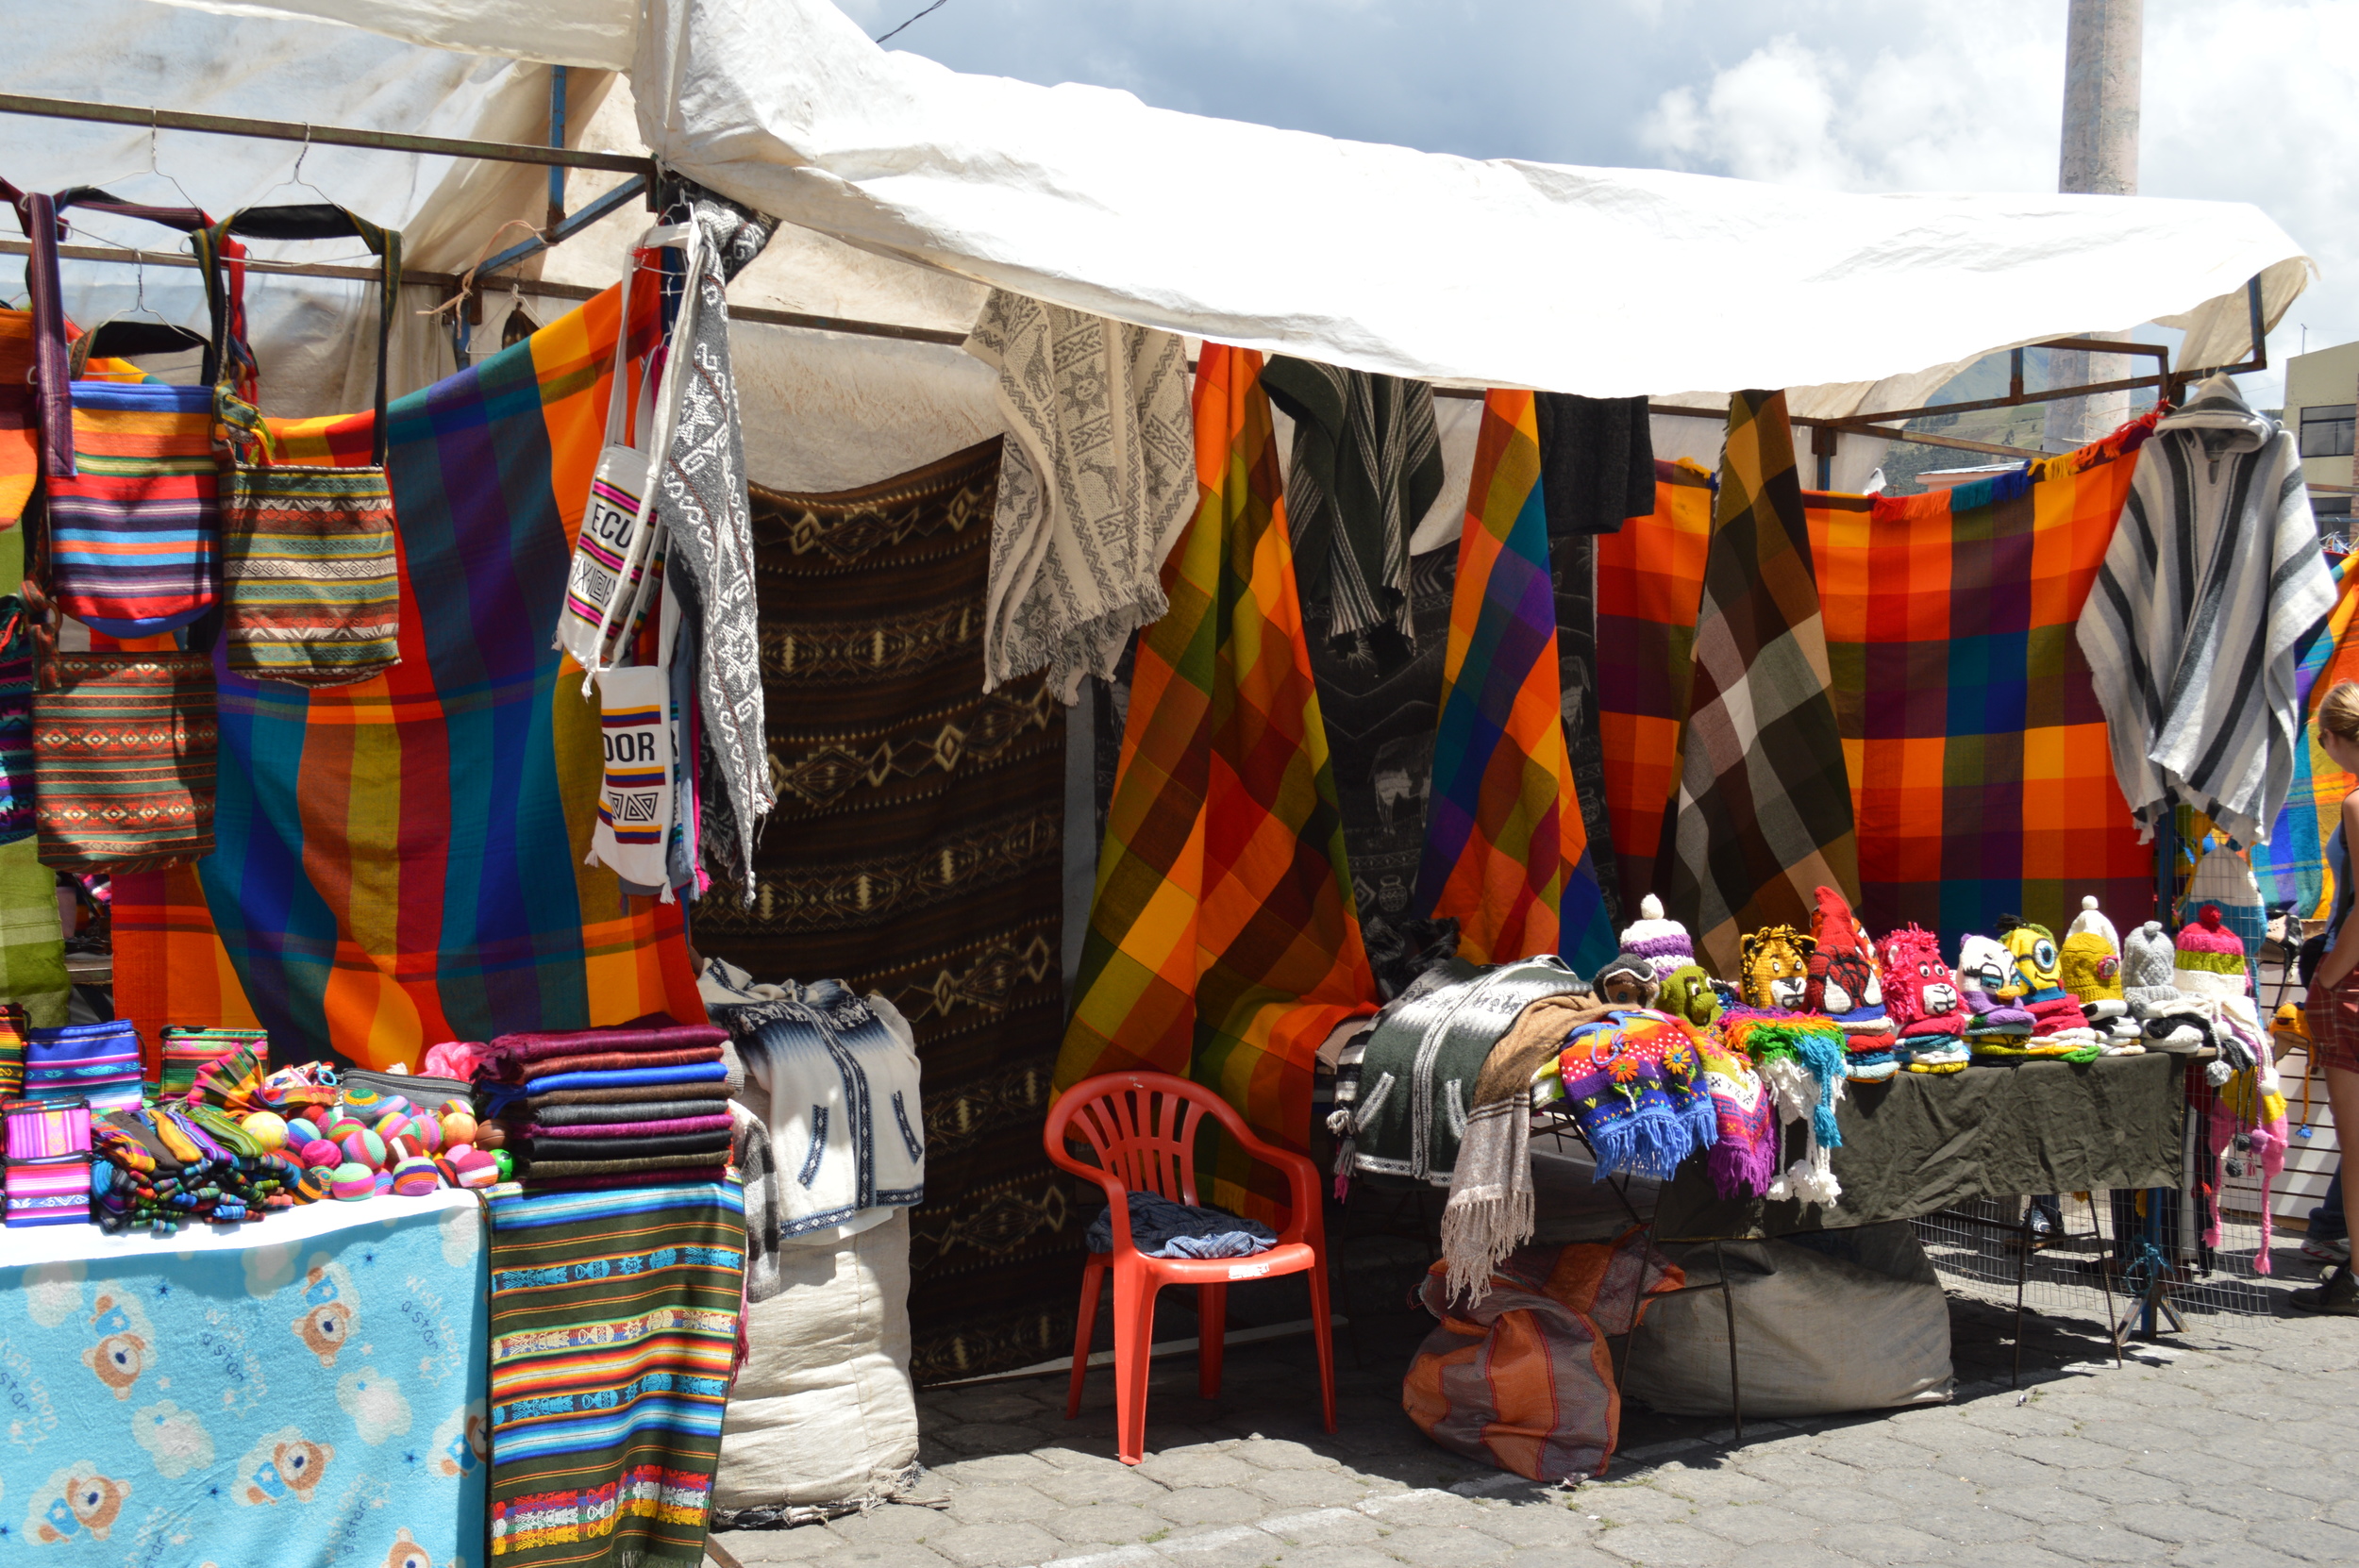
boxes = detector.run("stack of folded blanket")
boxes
[476,1020,736,1186]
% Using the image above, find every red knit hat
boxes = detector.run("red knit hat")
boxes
[1806,885,1886,1026]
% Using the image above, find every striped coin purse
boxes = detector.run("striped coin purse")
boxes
[4,1157,91,1226]
[25,1021,144,1111]
[6,1094,90,1160]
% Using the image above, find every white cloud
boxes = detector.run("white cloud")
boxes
[892,0,2347,398]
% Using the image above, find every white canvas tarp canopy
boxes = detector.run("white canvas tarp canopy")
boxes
[128,0,2309,414]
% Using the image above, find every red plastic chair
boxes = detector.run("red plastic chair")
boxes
[1044,1071,1337,1464]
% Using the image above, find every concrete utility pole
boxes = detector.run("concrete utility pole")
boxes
[2046,0,2143,451]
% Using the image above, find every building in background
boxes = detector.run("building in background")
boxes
[2286,339,2359,538]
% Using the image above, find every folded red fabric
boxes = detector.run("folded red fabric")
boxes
[485,1022,728,1066]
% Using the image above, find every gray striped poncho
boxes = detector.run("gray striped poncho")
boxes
[2077,375,2334,848]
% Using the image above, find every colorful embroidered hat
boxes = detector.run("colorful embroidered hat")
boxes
[1995,915,2065,1001]
[1956,934,2014,999]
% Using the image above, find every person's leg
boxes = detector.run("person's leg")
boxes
[2293,1065,2359,1312]
[2305,1167,2348,1262]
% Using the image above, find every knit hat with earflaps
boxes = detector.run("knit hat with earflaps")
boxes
[2173,904,2250,1002]
[2122,921,2181,1013]
[1805,885,1891,1038]
[1620,894,1695,966]
[1592,952,1663,1009]
[2060,895,2127,1012]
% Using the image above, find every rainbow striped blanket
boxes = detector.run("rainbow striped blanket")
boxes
[113,285,701,1066]
[1057,344,1375,1219]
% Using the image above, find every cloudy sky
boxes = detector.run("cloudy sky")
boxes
[838,0,2353,407]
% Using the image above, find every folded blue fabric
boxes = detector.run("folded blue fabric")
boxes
[1084,1190,1277,1259]
[523,1061,729,1093]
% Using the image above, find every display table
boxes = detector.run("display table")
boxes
[1655,1049,2190,1240]
[0,1190,489,1563]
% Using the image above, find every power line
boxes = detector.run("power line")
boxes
[875,0,951,45]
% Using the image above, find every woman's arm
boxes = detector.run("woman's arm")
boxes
[2317,793,2359,989]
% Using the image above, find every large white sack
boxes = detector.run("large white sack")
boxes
[716,1209,920,1512]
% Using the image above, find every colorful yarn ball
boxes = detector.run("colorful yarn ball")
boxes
[450,1149,499,1190]
[433,1156,459,1188]
[385,1134,424,1165]
[340,1128,388,1170]
[284,1117,322,1148]
[299,1139,343,1170]
[237,1111,287,1151]
[440,1111,477,1148]
[293,1166,332,1203]
[376,1111,414,1145]
[342,1083,385,1119]
[328,1163,376,1200]
[410,1116,443,1154]
[323,1115,365,1143]
[390,1157,440,1197]
[444,1143,473,1161]
[372,1170,395,1194]
[439,1097,471,1117]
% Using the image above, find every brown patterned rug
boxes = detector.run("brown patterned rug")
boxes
[697,438,1081,1382]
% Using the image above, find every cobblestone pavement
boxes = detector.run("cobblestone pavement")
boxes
[711,1286,2359,1568]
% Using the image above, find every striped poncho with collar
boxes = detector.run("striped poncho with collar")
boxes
[2077,374,2335,848]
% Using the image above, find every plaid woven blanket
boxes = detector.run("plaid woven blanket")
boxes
[1415,390,1614,971]
[1804,415,2159,946]
[1665,392,1859,975]
[1057,343,1376,1220]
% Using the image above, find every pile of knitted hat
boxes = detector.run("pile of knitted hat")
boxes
[2059,897,2145,1051]
[281,1078,499,1201]
[2126,907,2266,1080]
[1955,933,2037,1050]
[1876,924,1970,1073]
[1805,886,1898,1082]
[1987,916,2105,1059]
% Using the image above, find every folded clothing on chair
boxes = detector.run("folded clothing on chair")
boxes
[1084,1190,1278,1259]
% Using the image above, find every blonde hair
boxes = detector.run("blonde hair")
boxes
[2319,681,2359,743]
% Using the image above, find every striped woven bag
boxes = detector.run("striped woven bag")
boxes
[199,205,403,687]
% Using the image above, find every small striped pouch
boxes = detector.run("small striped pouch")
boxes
[220,464,401,687]
[160,1026,269,1101]
[0,1003,25,1098]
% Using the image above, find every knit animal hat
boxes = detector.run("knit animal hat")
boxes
[1739,926,1813,1012]
[2121,920,2181,1011]
[2059,896,2126,1007]
[1877,925,1962,1033]
[2173,905,2250,1001]
[1804,885,1887,1026]
[1619,894,1695,967]
[1656,963,1723,1031]
[1996,916,2066,1002]
[1956,935,2014,999]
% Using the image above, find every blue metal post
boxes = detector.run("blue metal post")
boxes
[547,65,568,229]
